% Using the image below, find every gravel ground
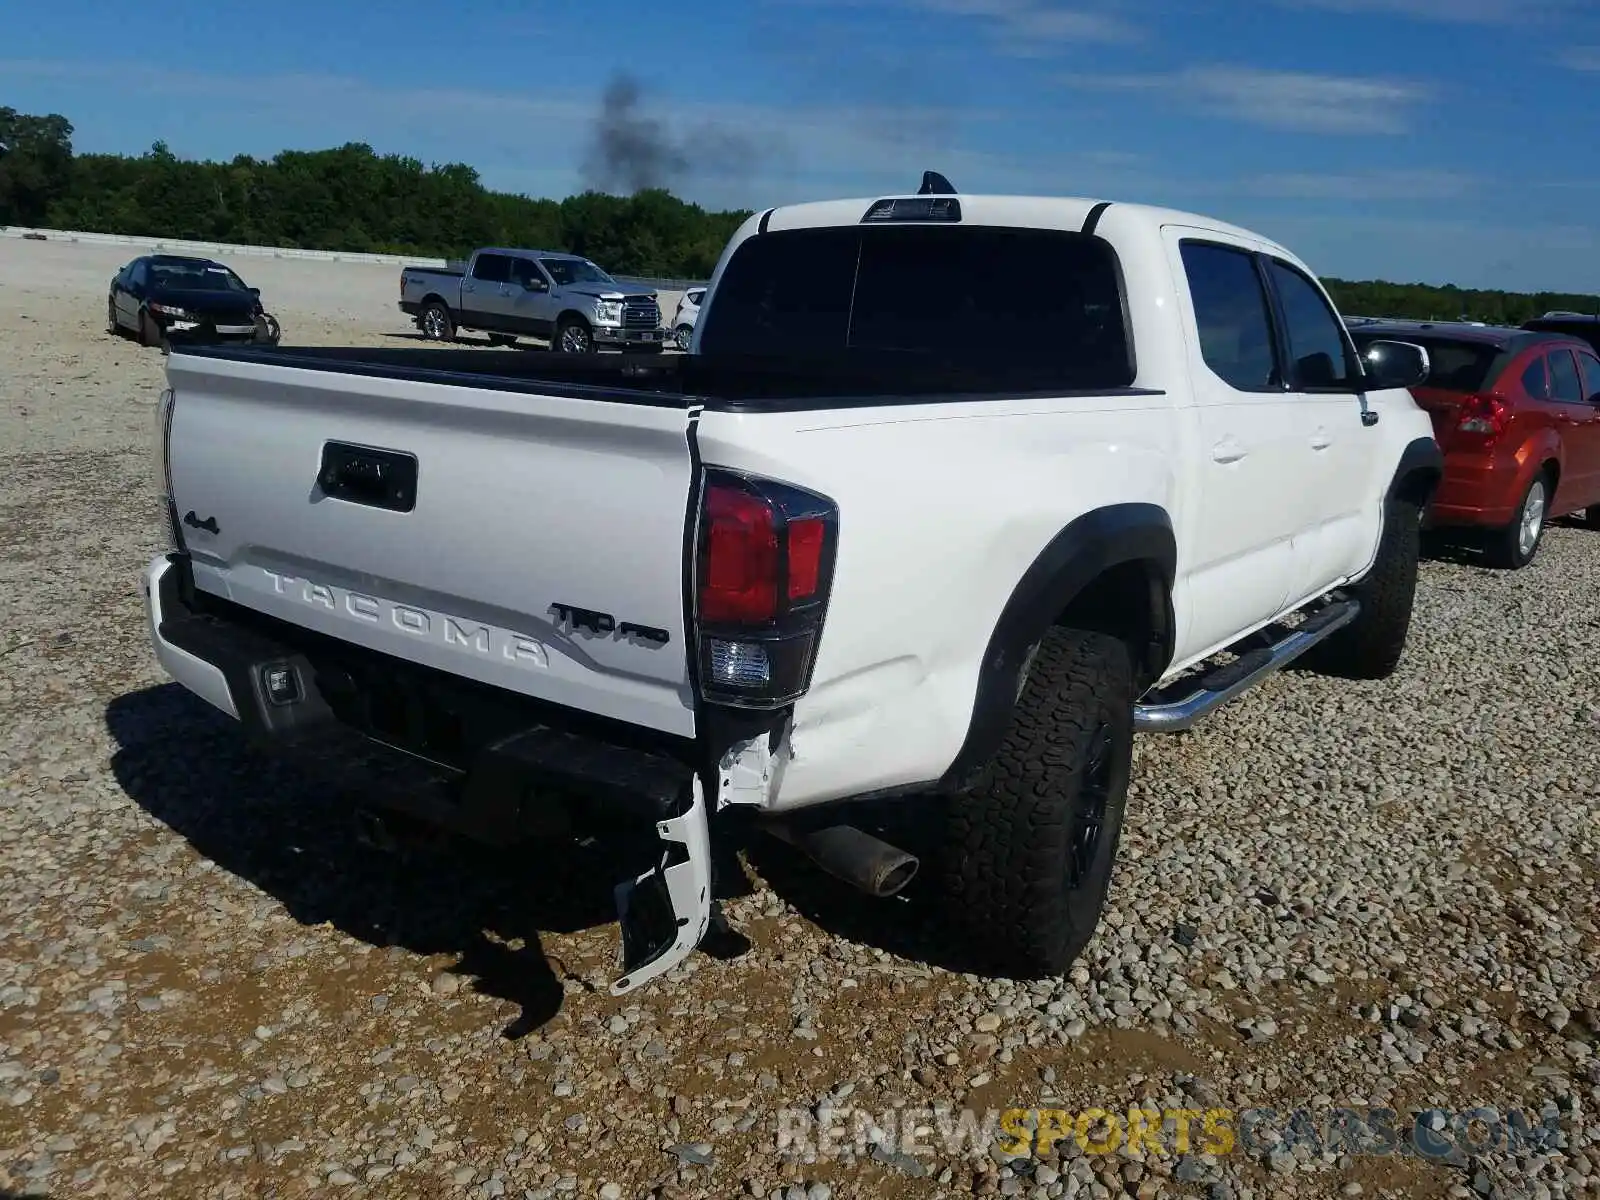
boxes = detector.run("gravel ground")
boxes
[2,236,1598,1200]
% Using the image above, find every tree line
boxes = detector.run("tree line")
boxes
[3,105,1596,315]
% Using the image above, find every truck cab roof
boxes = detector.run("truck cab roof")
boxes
[756,193,1294,256]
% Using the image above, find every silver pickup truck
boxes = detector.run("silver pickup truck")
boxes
[399,247,666,353]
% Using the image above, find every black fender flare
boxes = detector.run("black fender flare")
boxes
[938,503,1177,791]
[1386,436,1443,509]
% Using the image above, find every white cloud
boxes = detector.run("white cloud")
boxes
[1273,0,1579,22]
[913,0,1138,45]
[1059,65,1433,133]
[1228,169,1474,201]
[770,0,1139,52]
[1560,46,1600,72]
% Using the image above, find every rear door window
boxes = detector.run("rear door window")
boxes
[1178,241,1280,391]
[1549,348,1584,403]
[698,224,1135,391]
[471,254,512,284]
[1521,355,1548,399]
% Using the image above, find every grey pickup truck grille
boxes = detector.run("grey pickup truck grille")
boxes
[622,299,661,330]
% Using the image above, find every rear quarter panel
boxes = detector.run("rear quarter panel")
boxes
[696,395,1184,809]
[693,204,1196,809]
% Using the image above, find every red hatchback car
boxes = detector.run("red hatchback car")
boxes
[1348,321,1600,568]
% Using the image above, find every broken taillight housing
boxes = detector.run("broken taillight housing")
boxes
[694,469,838,709]
[1456,393,1508,442]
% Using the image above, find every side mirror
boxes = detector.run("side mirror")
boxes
[1361,339,1429,391]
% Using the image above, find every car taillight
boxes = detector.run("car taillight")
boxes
[694,469,838,709]
[1456,393,1507,440]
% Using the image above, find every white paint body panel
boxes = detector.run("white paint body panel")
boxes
[163,352,699,737]
[157,192,1435,815]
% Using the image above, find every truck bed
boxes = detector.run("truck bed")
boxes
[170,343,1163,413]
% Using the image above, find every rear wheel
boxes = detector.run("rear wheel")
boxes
[419,301,455,342]
[106,299,121,336]
[940,628,1134,978]
[674,324,693,351]
[1488,471,1549,569]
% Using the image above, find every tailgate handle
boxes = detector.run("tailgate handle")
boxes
[317,442,418,513]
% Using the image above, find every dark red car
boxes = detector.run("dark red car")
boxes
[1348,320,1600,568]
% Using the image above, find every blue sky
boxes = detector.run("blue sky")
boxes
[4,0,1599,292]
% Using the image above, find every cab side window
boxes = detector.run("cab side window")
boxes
[1179,240,1280,392]
[1266,259,1359,391]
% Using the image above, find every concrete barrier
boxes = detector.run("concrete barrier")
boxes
[0,227,710,289]
[0,226,448,267]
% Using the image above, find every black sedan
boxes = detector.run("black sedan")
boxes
[107,254,278,348]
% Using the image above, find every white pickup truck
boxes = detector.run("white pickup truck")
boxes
[144,175,1441,994]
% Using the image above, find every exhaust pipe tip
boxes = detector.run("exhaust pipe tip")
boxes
[871,854,919,898]
[765,821,920,899]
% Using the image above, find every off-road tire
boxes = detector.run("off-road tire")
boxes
[1486,470,1550,570]
[1303,495,1420,680]
[941,628,1134,978]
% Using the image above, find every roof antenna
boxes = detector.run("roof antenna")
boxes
[918,170,956,195]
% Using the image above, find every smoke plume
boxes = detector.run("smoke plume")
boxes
[580,73,776,196]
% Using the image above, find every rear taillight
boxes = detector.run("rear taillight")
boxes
[1456,393,1507,440]
[694,469,838,709]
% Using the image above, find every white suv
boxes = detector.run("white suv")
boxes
[670,287,706,351]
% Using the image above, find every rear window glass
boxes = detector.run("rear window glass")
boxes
[1350,333,1502,393]
[697,224,1134,392]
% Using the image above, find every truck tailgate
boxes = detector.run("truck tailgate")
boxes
[163,352,698,737]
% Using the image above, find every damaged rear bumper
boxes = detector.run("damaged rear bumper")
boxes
[141,551,712,994]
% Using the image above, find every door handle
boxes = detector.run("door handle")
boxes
[463,283,475,292]
[1311,428,1332,451]
[1211,437,1247,464]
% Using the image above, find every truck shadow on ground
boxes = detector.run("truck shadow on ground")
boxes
[734,805,981,977]
[105,685,976,1021]
[103,683,669,1039]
